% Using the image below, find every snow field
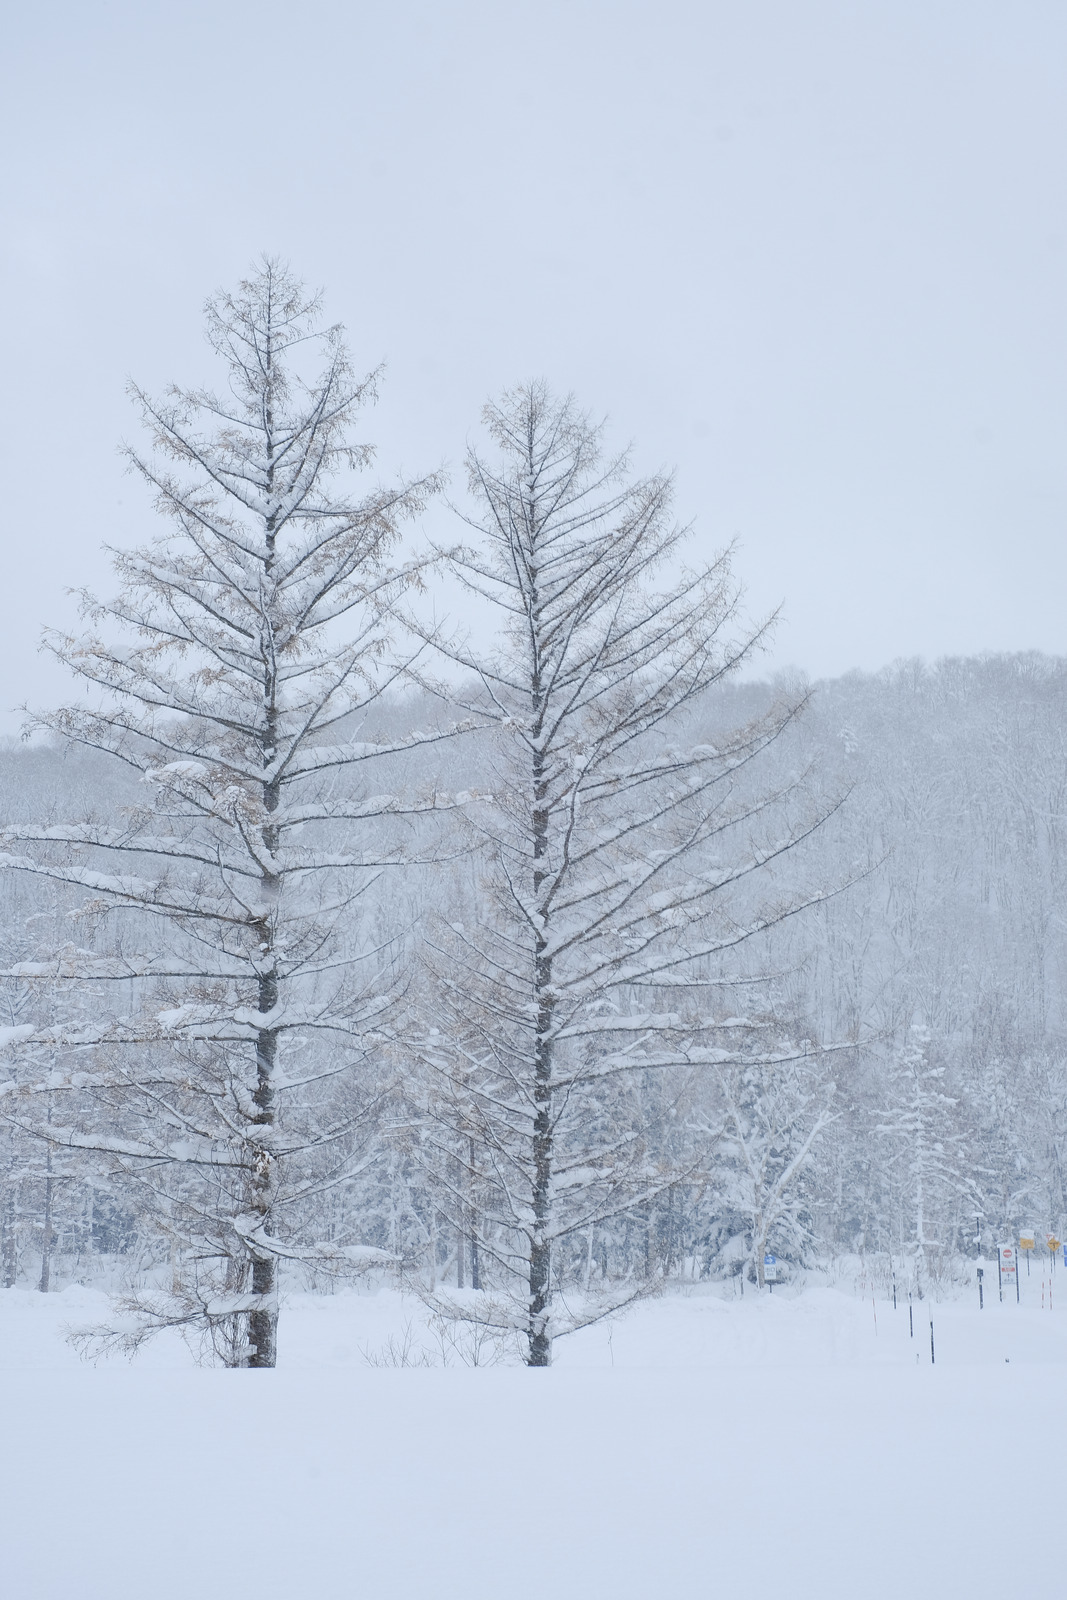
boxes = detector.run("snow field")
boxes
[1,1282,1064,1599]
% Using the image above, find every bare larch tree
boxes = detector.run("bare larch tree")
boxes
[413,384,831,1365]
[0,261,451,1366]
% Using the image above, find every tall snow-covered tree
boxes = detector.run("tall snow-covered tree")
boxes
[412,384,832,1364]
[716,1057,836,1286]
[0,260,453,1366]
[877,1024,971,1295]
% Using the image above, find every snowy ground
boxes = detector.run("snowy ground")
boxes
[2,1273,1064,1599]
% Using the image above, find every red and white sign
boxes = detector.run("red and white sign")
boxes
[1000,1245,1017,1276]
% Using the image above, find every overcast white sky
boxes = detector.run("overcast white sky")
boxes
[2,1,1066,726]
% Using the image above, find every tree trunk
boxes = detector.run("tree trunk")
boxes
[38,1143,54,1294]
[527,703,555,1367]
[528,980,554,1363]
[249,490,280,1369]
[528,949,554,1365]
[528,1079,553,1366]
[248,1252,277,1368]
[468,1136,480,1290]
[754,1220,767,1289]
[247,1011,279,1368]
[247,919,279,1366]
[3,1190,18,1288]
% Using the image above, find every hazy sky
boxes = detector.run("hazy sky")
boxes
[3,1,1066,726]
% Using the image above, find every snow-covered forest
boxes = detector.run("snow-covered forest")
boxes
[8,5,1067,1596]
[1,264,1063,1367]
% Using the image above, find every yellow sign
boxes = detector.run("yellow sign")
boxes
[1047,1235,1061,1255]
[1020,1233,1036,1251]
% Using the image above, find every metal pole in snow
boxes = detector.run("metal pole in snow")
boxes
[909,1295,914,1338]
[929,1320,935,1365]
[977,1267,984,1311]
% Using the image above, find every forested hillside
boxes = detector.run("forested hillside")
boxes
[3,653,1064,1326]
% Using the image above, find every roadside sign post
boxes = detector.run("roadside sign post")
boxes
[1020,1232,1035,1276]
[1047,1236,1060,1307]
[977,1266,984,1311]
[998,1245,1018,1304]
[763,1253,777,1292]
